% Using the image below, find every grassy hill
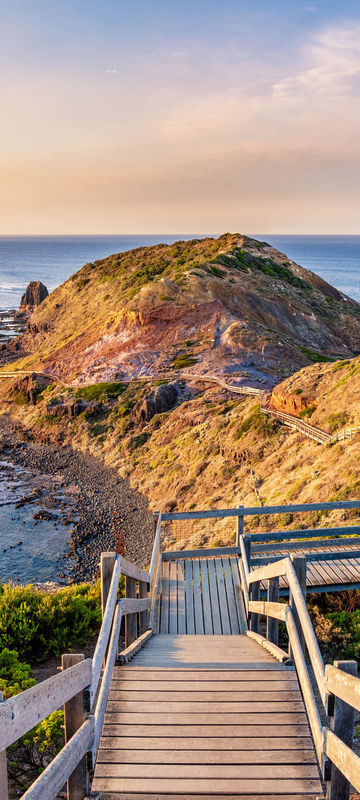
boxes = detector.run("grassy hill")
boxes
[4,233,360,388]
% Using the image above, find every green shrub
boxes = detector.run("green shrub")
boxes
[298,345,332,363]
[76,278,90,290]
[0,648,36,698]
[0,582,102,662]
[12,389,29,406]
[75,381,126,402]
[172,354,198,369]
[325,412,349,432]
[299,404,317,418]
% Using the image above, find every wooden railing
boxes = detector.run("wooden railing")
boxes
[239,536,360,800]
[261,403,359,444]
[0,552,151,800]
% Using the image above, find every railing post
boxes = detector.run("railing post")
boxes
[101,551,116,618]
[289,556,306,658]
[236,506,244,547]
[267,577,279,645]
[125,576,137,646]
[0,692,8,800]
[62,653,89,800]
[250,581,260,633]
[327,660,357,800]
[139,579,150,634]
[244,534,251,569]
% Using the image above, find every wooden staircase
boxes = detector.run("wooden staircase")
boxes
[92,570,324,799]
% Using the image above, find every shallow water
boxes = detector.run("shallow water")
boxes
[0,461,73,584]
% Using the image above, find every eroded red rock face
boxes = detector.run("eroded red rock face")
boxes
[268,384,311,415]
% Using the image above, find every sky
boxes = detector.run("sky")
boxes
[0,0,360,234]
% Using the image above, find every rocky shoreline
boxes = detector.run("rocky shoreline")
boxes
[0,415,154,583]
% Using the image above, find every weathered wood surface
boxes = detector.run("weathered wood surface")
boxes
[326,662,360,712]
[328,660,357,800]
[159,556,246,635]
[120,555,149,584]
[163,546,240,560]
[93,633,323,798]
[62,653,88,800]
[94,602,122,756]
[161,500,360,520]
[118,629,153,663]
[0,658,92,750]
[91,555,122,706]
[21,717,94,800]
[0,692,8,800]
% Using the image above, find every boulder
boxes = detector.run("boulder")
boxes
[134,382,180,423]
[16,281,48,318]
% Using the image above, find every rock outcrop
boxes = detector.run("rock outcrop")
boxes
[134,382,180,423]
[16,281,48,318]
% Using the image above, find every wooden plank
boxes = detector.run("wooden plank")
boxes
[160,560,169,634]
[0,693,8,800]
[230,557,247,633]
[120,555,149,583]
[103,712,309,724]
[98,735,314,750]
[185,559,195,634]
[62,654,88,800]
[325,726,360,795]
[96,748,317,764]
[93,794,323,800]
[91,777,323,793]
[122,597,151,615]
[253,536,360,553]
[200,559,213,634]
[113,669,297,680]
[250,525,360,544]
[94,762,320,779]
[125,576,137,646]
[163,547,240,560]
[91,556,122,705]
[118,630,153,664]
[326,663,360,712]
[21,718,94,800]
[161,501,360,521]
[208,559,222,634]
[192,559,204,634]
[139,580,149,634]
[215,558,231,634]
[93,602,123,757]
[0,659,92,751]
[248,600,288,621]
[328,660,357,800]
[223,557,240,634]
[177,560,186,635]
[108,690,303,702]
[101,552,116,617]
[106,700,306,713]
[101,724,311,738]
[113,670,297,680]
[169,561,178,634]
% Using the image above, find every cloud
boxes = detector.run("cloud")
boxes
[273,22,360,98]
[105,69,118,74]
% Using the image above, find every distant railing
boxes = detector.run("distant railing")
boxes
[261,403,359,444]
[0,552,151,800]
[181,371,263,396]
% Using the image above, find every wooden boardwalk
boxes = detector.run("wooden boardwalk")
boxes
[251,542,360,593]
[158,555,247,635]
[93,635,323,799]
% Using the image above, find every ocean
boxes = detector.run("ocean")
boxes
[0,234,360,311]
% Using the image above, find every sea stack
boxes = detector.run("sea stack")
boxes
[16,280,48,318]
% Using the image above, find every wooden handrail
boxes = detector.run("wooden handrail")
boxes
[90,555,122,707]
[0,659,92,751]
[162,500,360,520]
[93,602,122,757]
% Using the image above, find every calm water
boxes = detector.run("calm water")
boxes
[0,234,360,310]
[0,235,204,310]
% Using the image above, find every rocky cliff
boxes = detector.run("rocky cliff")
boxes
[5,233,360,388]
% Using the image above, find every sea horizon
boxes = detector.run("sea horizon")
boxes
[1,233,360,310]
